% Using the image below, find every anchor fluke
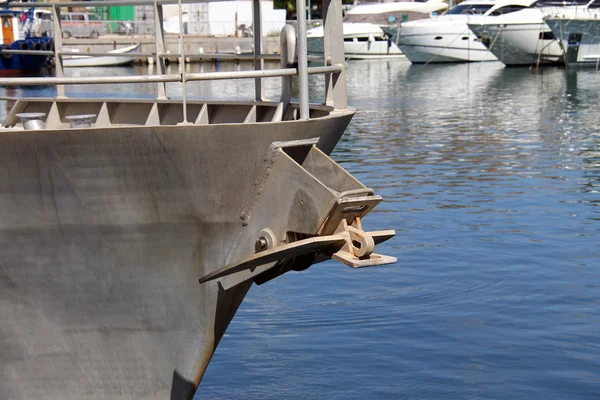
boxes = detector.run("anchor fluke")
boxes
[198,235,347,285]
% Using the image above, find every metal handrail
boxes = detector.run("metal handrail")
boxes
[58,51,154,57]
[0,0,348,118]
[3,0,231,8]
[185,65,343,81]
[158,53,325,61]
[0,50,56,56]
[0,75,180,86]
[305,65,344,75]
[0,49,325,62]
[0,65,343,86]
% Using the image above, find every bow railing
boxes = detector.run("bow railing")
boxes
[0,0,348,121]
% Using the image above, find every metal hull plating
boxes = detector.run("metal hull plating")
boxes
[0,101,354,399]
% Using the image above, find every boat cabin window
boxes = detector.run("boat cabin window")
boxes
[539,31,556,40]
[344,36,388,42]
[488,5,528,15]
[444,4,494,15]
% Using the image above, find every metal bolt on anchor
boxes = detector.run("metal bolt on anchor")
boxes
[255,237,269,252]
[255,229,276,253]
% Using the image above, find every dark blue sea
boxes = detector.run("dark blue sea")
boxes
[199,60,600,399]
[4,59,600,399]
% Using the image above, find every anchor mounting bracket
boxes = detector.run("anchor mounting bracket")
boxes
[198,143,396,291]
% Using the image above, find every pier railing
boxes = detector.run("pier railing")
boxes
[0,0,348,121]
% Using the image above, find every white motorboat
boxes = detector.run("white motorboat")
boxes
[307,0,448,59]
[546,10,600,67]
[398,0,536,63]
[468,0,598,66]
[308,22,404,59]
[63,43,140,67]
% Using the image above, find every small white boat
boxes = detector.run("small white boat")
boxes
[63,43,140,67]
[308,22,404,59]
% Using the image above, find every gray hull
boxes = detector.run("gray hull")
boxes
[0,101,353,399]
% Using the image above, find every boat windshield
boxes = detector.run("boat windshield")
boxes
[487,5,528,15]
[444,4,494,15]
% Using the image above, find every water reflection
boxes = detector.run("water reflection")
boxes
[195,60,600,399]
[0,58,599,399]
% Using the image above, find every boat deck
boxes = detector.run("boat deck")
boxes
[2,98,334,130]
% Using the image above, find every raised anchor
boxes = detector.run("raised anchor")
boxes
[328,217,396,268]
[199,141,397,290]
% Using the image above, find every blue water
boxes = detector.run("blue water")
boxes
[197,61,600,399]
[3,60,599,398]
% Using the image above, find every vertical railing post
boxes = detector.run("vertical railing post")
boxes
[280,24,296,117]
[322,0,347,109]
[177,0,188,122]
[154,1,167,99]
[52,5,65,98]
[252,0,264,100]
[296,0,310,119]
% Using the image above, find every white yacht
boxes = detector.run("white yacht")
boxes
[307,0,448,59]
[308,22,404,59]
[468,0,599,66]
[546,10,600,67]
[398,0,536,63]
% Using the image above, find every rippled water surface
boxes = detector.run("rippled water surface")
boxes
[4,60,599,399]
[199,61,600,399]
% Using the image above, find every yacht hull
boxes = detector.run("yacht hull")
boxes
[398,42,495,63]
[0,101,354,399]
[398,31,496,63]
[469,23,563,66]
[343,40,404,59]
[546,18,600,67]
[307,36,404,59]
